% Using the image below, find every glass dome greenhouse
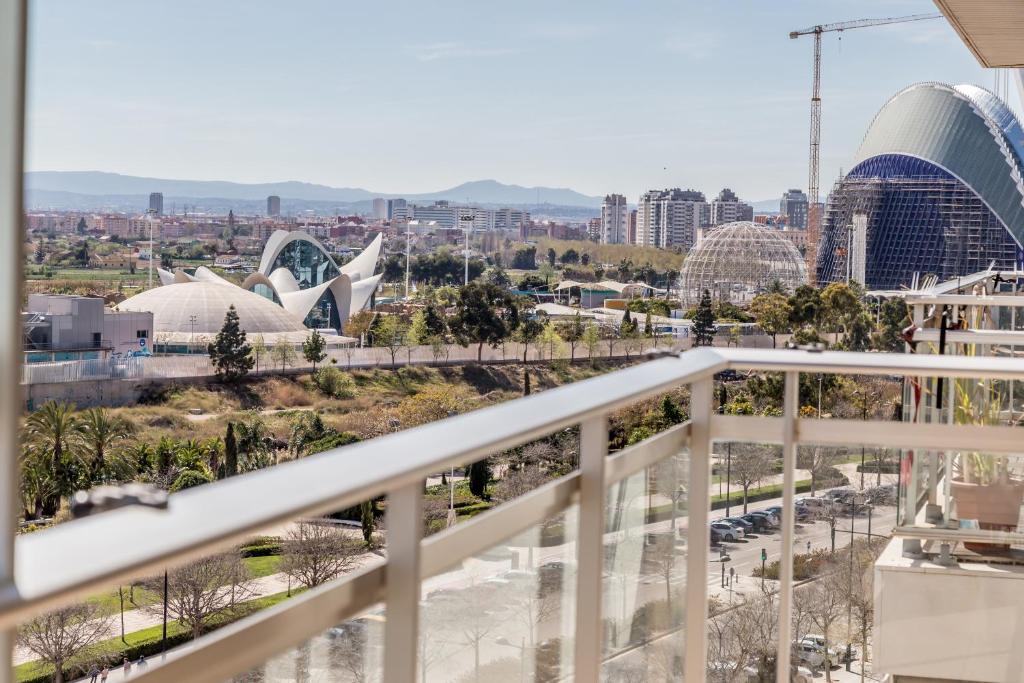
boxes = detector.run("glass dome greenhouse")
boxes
[679,221,807,306]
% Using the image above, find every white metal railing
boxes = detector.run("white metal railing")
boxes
[5,347,1024,683]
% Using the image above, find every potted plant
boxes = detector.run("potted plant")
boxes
[950,379,1024,550]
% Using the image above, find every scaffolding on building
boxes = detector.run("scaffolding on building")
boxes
[817,169,1020,289]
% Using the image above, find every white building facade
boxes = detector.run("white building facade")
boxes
[600,194,628,244]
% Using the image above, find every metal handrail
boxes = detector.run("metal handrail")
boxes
[6,347,1024,683]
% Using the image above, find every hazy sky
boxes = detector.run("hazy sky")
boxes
[25,0,1000,201]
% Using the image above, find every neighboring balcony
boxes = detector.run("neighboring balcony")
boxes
[2,347,1024,683]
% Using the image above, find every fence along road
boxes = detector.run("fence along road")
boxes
[21,341,657,385]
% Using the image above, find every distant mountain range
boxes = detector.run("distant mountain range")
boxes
[24,171,786,217]
[24,171,604,210]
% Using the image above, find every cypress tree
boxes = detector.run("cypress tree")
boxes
[523,367,531,396]
[468,458,491,498]
[208,305,254,383]
[360,501,375,544]
[224,422,238,478]
[692,289,717,347]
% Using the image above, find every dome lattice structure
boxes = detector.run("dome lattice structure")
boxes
[679,222,807,306]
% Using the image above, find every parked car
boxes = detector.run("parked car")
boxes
[866,484,897,505]
[795,641,830,669]
[710,521,743,541]
[723,516,754,532]
[741,514,772,532]
[710,526,724,545]
[801,634,853,663]
[796,497,829,516]
[748,510,779,527]
[793,504,812,522]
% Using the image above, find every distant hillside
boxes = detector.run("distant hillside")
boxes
[24,171,603,209]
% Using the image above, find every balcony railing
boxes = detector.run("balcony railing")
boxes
[3,347,1024,683]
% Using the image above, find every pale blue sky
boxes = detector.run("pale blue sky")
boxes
[25,0,997,201]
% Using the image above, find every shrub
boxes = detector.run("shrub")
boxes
[753,549,831,581]
[169,468,213,492]
[312,367,356,399]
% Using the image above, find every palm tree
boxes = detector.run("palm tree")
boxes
[23,401,83,515]
[77,407,134,484]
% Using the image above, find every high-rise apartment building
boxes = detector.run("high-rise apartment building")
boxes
[148,192,163,216]
[600,194,628,244]
[779,188,808,229]
[371,198,386,220]
[709,188,753,225]
[635,188,708,250]
[387,198,409,221]
[267,195,281,217]
[627,209,637,244]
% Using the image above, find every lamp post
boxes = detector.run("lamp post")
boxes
[459,214,474,286]
[404,229,413,300]
[161,569,168,654]
[189,315,197,355]
[760,547,767,590]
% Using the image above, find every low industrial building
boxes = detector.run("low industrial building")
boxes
[23,294,153,362]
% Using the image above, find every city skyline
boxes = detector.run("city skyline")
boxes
[25,0,997,202]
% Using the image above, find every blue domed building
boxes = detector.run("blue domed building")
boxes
[817,83,1024,289]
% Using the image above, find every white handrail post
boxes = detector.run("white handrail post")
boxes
[776,371,799,683]
[573,415,608,682]
[0,1,26,681]
[684,378,712,682]
[383,482,423,683]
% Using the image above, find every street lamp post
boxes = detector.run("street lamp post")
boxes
[189,315,197,355]
[161,569,168,654]
[404,230,413,300]
[459,215,474,286]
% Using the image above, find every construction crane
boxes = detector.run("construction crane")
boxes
[790,12,943,283]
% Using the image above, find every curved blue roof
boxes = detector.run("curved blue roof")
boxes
[854,83,1024,246]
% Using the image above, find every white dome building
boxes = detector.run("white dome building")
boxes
[121,230,383,352]
[679,222,807,306]
[118,281,314,349]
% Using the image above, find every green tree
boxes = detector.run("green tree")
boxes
[406,310,430,347]
[558,248,579,265]
[23,401,83,515]
[207,305,254,383]
[546,247,557,267]
[271,339,297,371]
[468,458,491,498]
[872,297,908,352]
[249,335,267,374]
[821,282,864,337]
[423,302,447,338]
[788,284,823,329]
[302,329,327,369]
[360,501,376,544]
[223,422,238,478]
[557,313,586,359]
[621,309,635,335]
[372,314,408,367]
[749,293,792,348]
[692,289,716,347]
[77,407,133,484]
[513,317,545,362]
[486,266,511,288]
[581,323,601,365]
[643,311,653,337]
[449,281,521,361]
[33,241,44,264]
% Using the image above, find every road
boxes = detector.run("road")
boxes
[67,485,896,682]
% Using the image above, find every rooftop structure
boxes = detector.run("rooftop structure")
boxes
[817,83,1024,289]
[679,221,807,306]
[23,294,153,361]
